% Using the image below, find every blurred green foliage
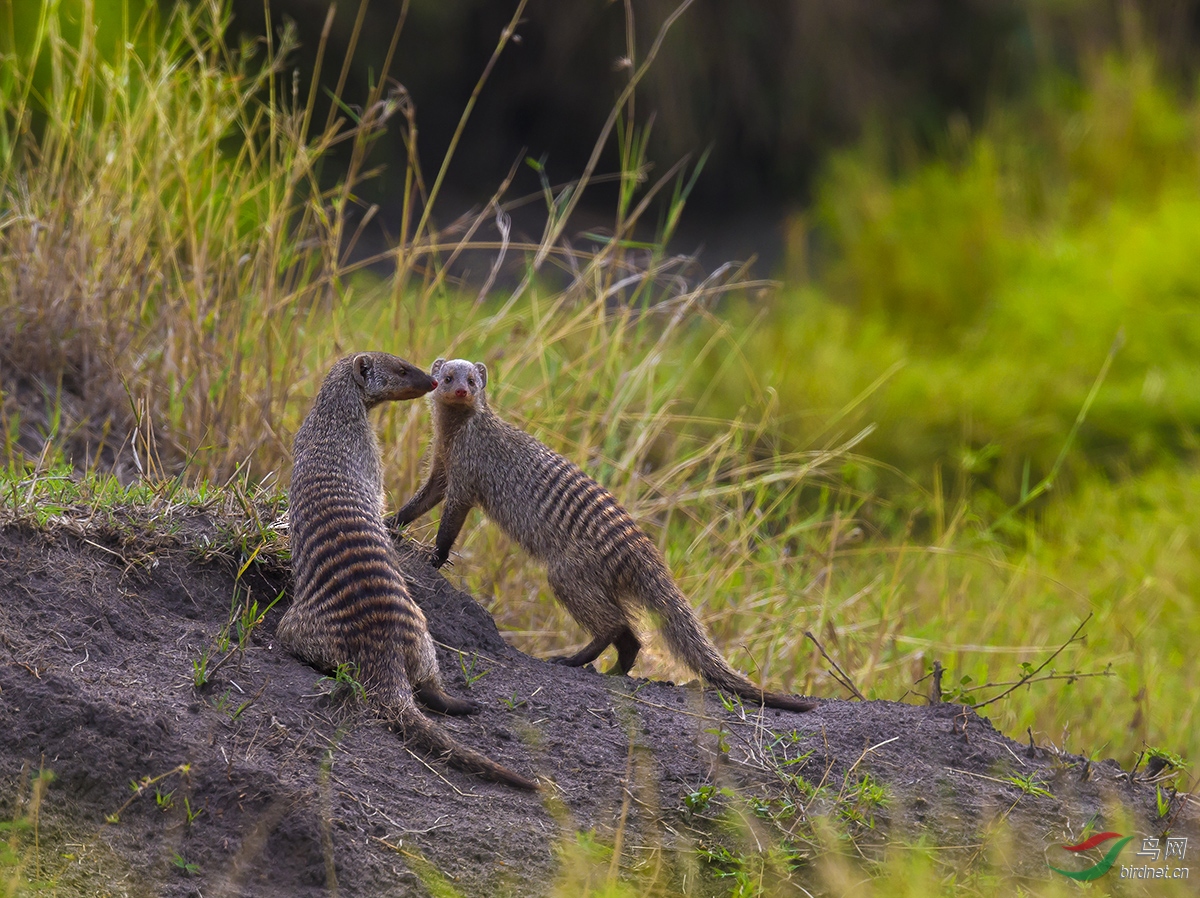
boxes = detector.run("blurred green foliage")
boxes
[3,1,155,61]
[698,55,1200,513]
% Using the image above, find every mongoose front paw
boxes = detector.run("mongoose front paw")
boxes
[431,552,453,569]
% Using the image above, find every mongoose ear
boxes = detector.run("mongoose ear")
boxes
[353,353,372,386]
[474,362,488,388]
[431,358,446,377]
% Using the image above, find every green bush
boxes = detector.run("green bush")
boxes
[697,55,1200,508]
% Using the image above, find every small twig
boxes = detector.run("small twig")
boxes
[80,538,130,565]
[401,746,471,799]
[944,767,1017,787]
[204,645,241,681]
[232,678,270,719]
[617,691,722,724]
[929,660,943,704]
[804,630,865,701]
[841,736,900,782]
[103,763,191,823]
[70,648,90,673]
[430,639,505,667]
[972,669,1112,690]
[372,835,406,853]
[972,613,1092,711]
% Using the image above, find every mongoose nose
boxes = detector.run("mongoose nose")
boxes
[430,378,438,388]
[455,388,468,397]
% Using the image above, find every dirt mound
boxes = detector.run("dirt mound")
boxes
[0,515,1193,896]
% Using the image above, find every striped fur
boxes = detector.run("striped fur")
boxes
[279,352,538,790]
[390,358,815,713]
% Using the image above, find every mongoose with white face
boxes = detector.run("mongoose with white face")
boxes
[389,357,815,713]
[279,352,538,790]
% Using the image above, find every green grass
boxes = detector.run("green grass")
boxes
[1,2,1197,895]
[0,767,55,897]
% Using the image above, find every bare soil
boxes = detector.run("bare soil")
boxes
[0,514,1194,897]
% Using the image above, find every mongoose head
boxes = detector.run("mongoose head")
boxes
[352,352,438,409]
[430,358,488,409]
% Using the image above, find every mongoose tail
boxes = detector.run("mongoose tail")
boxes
[649,572,817,712]
[395,710,539,791]
[358,655,537,789]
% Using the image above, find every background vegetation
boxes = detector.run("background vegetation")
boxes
[0,0,1196,894]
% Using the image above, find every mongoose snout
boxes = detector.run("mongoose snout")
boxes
[351,352,439,404]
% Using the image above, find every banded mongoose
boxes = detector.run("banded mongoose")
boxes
[389,358,816,713]
[278,352,537,790]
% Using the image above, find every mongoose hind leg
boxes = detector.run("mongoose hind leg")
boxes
[405,625,479,715]
[550,634,612,668]
[609,627,641,675]
[551,626,641,671]
[276,605,339,672]
[548,626,641,674]
[546,564,639,673]
[414,683,480,715]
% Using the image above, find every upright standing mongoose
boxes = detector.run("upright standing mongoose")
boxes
[279,352,537,790]
[389,358,816,713]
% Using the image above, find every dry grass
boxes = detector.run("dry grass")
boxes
[0,0,709,478]
[0,0,851,695]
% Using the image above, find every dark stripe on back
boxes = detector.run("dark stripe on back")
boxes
[564,480,611,539]
[318,583,407,624]
[292,507,380,549]
[552,475,595,532]
[295,519,384,561]
[308,556,399,600]
[537,459,577,528]
[591,506,637,554]
[299,532,387,585]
